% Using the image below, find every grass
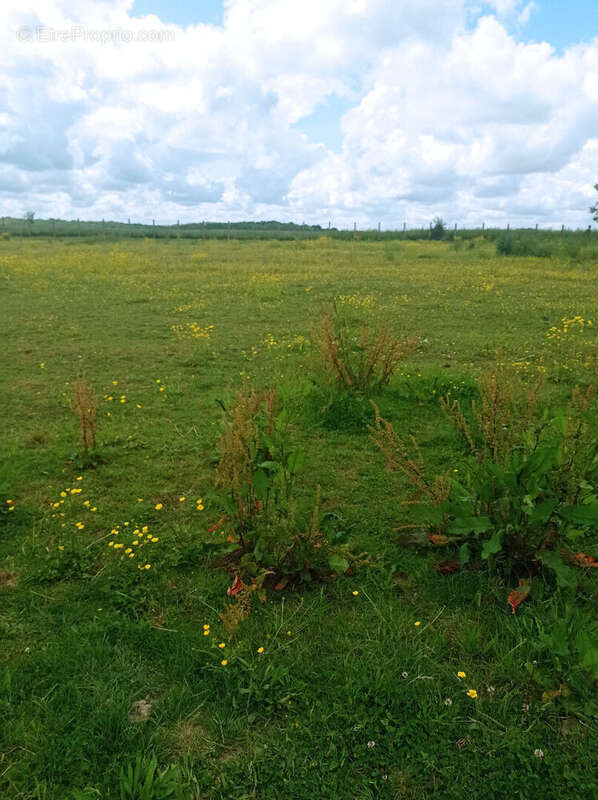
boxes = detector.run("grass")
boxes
[1,236,597,799]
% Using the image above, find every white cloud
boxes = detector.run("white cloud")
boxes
[0,0,596,226]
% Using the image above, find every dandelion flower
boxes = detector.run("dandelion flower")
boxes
[221,659,228,666]
[457,671,466,679]
[414,621,421,627]
[155,503,163,510]
[58,545,64,551]
[144,564,151,570]
[352,590,359,596]
[218,642,226,649]
[257,647,264,654]
[203,624,210,630]
[467,689,478,699]
[151,537,159,543]
[179,496,186,502]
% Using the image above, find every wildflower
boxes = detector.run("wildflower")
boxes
[486,686,496,696]
[108,541,114,547]
[218,642,226,649]
[221,659,228,666]
[179,496,185,502]
[155,503,163,510]
[83,500,90,507]
[133,540,138,545]
[137,498,143,502]
[91,507,97,512]
[457,671,466,679]
[58,545,64,551]
[159,386,165,392]
[125,548,132,554]
[534,749,544,759]
[367,741,375,749]
[203,624,210,630]
[75,522,85,530]
[129,553,135,558]
[466,689,478,699]
[444,698,453,706]
[144,564,151,570]
[204,629,210,636]
[60,491,67,498]
[124,522,129,527]
[151,537,159,543]
[352,590,359,596]
[402,672,409,679]
[142,526,148,533]
[257,647,264,654]
[414,621,421,627]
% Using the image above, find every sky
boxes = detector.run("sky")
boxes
[1,0,597,228]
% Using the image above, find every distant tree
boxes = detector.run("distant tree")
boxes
[591,184,598,223]
[430,217,446,240]
[25,211,35,224]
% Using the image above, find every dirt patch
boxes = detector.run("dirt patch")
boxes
[129,697,153,723]
[0,572,19,588]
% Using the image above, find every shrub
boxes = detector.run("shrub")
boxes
[212,385,361,588]
[371,371,598,586]
[430,217,446,240]
[313,309,415,394]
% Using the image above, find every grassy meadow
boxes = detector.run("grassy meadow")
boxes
[1,235,597,799]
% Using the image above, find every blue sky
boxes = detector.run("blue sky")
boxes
[2,0,598,226]
[132,0,597,50]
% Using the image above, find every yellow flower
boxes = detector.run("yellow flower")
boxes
[352,590,359,596]
[108,541,114,547]
[144,564,151,570]
[91,507,97,512]
[58,545,64,550]
[221,659,228,666]
[159,386,165,392]
[414,621,421,627]
[467,689,478,699]
[457,671,466,679]
[125,548,132,554]
[133,540,138,545]
[129,553,135,558]
[218,642,226,648]
[155,503,163,510]
[203,629,210,636]
[151,537,159,543]
[203,624,210,630]
[142,526,148,533]
[257,647,264,654]
[60,491,67,498]
[179,496,186,502]
[83,500,90,507]
[137,498,143,502]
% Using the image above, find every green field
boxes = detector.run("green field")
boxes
[1,236,597,799]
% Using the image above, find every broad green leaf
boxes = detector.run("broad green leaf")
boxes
[482,530,502,559]
[252,469,270,501]
[328,553,349,574]
[559,503,598,527]
[528,498,558,525]
[538,550,577,589]
[448,516,492,535]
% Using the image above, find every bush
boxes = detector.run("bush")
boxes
[313,309,415,395]
[212,385,360,588]
[430,217,446,240]
[371,371,598,587]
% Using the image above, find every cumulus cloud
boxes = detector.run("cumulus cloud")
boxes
[0,0,596,226]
